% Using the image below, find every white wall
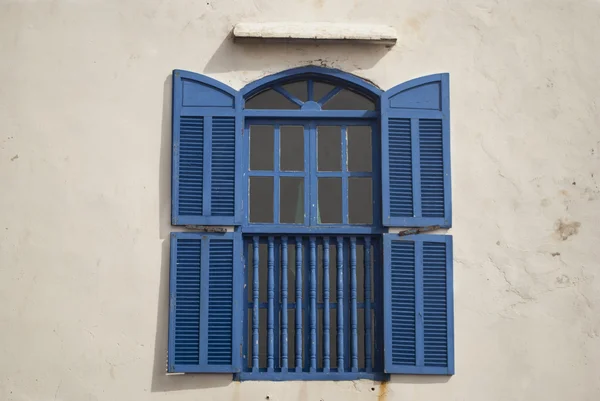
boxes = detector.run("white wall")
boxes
[1,0,599,400]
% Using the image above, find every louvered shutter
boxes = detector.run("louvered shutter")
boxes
[172,70,241,226]
[383,234,454,374]
[168,232,243,373]
[381,74,452,228]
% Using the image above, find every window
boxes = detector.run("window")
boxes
[246,122,378,227]
[168,67,454,381]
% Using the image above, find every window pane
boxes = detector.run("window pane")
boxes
[245,89,300,109]
[282,81,308,103]
[250,125,273,171]
[348,178,372,224]
[348,126,372,172]
[250,177,273,223]
[318,126,341,172]
[280,177,304,224]
[318,178,342,224]
[322,89,375,110]
[313,82,335,102]
[280,126,304,171]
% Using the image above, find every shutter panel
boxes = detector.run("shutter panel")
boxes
[168,232,243,373]
[383,233,454,374]
[381,74,452,228]
[172,69,241,226]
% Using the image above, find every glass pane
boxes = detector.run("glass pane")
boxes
[249,177,273,223]
[250,125,273,170]
[280,126,304,171]
[318,126,341,172]
[245,89,300,109]
[313,81,335,102]
[348,126,372,172]
[318,178,342,224]
[348,178,372,224]
[280,177,304,224]
[282,81,308,103]
[322,89,375,110]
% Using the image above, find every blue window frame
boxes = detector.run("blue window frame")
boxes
[242,119,382,234]
[168,66,454,381]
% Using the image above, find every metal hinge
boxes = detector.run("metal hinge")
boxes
[184,225,227,233]
[398,225,440,236]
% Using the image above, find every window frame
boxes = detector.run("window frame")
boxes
[242,118,383,234]
[237,72,387,381]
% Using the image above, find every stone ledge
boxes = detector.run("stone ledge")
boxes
[233,22,397,45]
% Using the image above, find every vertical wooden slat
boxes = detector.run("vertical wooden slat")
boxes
[267,236,275,371]
[274,125,281,223]
[309,236,317,372]
[252,236,259,371]
[323,237,331,372]
[281,236,288,372]
[364,236,372,371]
[341,126,349,224]
[295,236,303,372]
[350,237,358,371]
[336,236,344,371]
[309,124,318,226]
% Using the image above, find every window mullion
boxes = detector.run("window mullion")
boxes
[341,125,349,225]
[274,124,281,224]
[308,122,317,226]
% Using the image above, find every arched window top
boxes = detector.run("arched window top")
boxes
[245,79,376,111]
[241,66,381,111]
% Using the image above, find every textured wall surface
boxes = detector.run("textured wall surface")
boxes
[1,0,599,400]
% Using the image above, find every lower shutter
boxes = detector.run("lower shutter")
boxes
[168,231,242,373]
[383,233,454,375]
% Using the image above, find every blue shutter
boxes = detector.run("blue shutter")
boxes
[383,233,454,374]
[172,70,241,226]
[168,232,243,373]
[381,74,452,227]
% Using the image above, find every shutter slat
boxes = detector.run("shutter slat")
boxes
[172,70,240,226]
[383,234,454,375]
[168,232,242,373]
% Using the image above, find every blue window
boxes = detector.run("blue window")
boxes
[168,67,454,381]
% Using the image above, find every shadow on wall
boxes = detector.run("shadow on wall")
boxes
[152,75,231,391]
[203,32,392,76]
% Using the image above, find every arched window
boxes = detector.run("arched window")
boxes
[168,67,454,381]
[243,78,380,231]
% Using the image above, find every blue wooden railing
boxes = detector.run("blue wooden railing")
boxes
[242,235,381,379]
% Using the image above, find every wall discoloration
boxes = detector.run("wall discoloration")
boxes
[377,380,389,401]
[555,219,581,241]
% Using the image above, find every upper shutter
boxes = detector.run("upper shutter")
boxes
[381,74,452,228]
[168,231,243,373]
[383,233,454,375]
[172,70,242,226]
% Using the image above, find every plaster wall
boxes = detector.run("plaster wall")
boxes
[1,1,599,400]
